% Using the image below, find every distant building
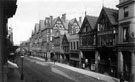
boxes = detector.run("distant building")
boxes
[61,33,70,63]
[53,35,64,62]
[69,34,80,67]
[68,17,82,67]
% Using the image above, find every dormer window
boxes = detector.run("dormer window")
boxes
[124,6,129,18]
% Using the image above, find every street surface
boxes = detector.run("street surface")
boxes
[16,56,105,82]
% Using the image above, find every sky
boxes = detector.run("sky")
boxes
[8,0,119,45]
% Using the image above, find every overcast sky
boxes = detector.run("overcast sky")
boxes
[8,0,119,45]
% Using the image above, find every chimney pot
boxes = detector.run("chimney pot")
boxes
[62,13,66,21]
[79,17,82,23]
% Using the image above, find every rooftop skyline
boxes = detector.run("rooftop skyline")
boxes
[8,0,118,45]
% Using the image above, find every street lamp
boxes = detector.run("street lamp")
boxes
[113,27,116,45]
[20,54,24,80]
[20,47,25,80]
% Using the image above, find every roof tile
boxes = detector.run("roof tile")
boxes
[86,15,98,29]
[103,7,118,25]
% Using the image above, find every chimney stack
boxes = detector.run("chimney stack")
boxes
[62,13,66,21]
[50,16,53,21]
[50,16,53,26]
[79,17,82,23]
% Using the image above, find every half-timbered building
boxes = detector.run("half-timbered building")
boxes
[61,34,70,64]
[79,15,98,70]
[95,7,118,77]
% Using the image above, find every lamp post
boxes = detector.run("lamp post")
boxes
[20,55,24,80]
[113,27,116,45]
[20,46,24,80]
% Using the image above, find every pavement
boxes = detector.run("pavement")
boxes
[25,56,105,82]
[6,56,128,82]
[7,60,25,82]
[29,56,121,82]
[18,56,76,82]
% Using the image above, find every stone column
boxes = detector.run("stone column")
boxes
[117,51,123,78]
[95,51,100,72]
[130,51,135,82]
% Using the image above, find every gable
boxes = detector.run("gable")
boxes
[79,16,92,34]
[95,7,118,31]
[69,18,80,34]
[104,7,118,25]
[53,17,64,30]
[96,8,118,31]
[73,18,80,29]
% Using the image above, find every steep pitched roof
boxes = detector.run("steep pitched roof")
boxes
[78,20,82,27]
[86,15,98,29]
[65,33,70,42]
[52,17,59,28]
[61,18,69,30]
[103,7,118,25]
[68,18,76,33]
[68,34,79,41]
[60,35,64,44]
[69,18,76,25]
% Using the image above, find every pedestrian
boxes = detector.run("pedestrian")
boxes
[82,63,85,69]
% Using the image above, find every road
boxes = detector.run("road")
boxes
[16,56,105,82]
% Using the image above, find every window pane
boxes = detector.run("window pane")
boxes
[123,27,129,42]
[124,7,129,17]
